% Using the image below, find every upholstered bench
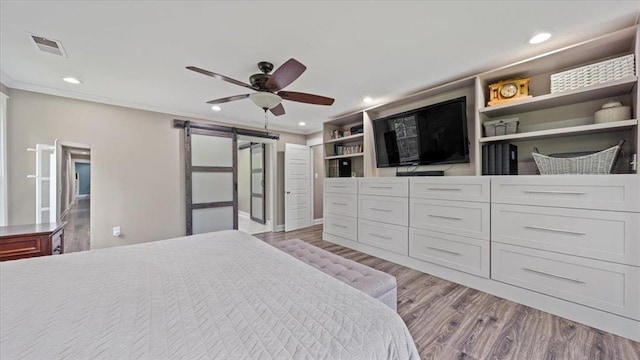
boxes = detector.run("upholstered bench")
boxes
[274,239,398,310]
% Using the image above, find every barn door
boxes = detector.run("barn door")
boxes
[250,143,266,224]
[184,123,238,235]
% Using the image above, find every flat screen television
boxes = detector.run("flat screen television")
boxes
[372,96,469,167]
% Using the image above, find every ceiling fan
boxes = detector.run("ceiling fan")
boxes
[186,59,335,116]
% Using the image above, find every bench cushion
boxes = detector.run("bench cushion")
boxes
[274,239,397,310]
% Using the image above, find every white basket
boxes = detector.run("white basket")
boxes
[532,141,624,175]
[550,54,635,94]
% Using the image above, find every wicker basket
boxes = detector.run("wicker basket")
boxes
[550,54,635,94]
[532,141,624,175]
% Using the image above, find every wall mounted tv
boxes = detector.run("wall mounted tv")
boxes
[372,96,469,168]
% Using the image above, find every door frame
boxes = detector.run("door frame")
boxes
[249,143,266,224]
[307,135,323,225]
[238,134,276,232]
[284,143,312,232]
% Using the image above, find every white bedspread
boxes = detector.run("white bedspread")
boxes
[1,230,419,360]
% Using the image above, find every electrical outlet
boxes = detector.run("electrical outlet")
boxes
[112,226,121,237]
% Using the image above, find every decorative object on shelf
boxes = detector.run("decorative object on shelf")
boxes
[550,54,635,94]
[483,117,519,137]
[532,140,624,175]
[350,124,364,134]
[594,101,631,124]
[487,78,531,106]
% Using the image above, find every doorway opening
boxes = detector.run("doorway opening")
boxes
[57,141,91,253]
[237,138,274,234]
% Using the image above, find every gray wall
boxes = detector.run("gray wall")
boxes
[5,88,305,248]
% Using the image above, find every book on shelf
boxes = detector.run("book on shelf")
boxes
[482,143,518,175]
[333,144,363,156]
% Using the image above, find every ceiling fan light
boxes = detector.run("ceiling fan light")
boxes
[249,92,282,110]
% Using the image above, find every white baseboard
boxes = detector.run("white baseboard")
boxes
[76,194,90,199]
[274,224,285,232]
[313,218,323,225]
[239,211,250,219]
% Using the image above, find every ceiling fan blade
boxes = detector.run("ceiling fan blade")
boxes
[270,103,285,116]
[278,91,335,106]
[206,94,250,104]
[265,58,306,91]
[186,66,257,91]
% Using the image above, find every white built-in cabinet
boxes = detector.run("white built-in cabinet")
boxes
[323,175,640,342]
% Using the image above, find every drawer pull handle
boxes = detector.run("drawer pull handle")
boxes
[522,268,585,284]
[332,202,348,206]
[332,185,347,188]
[370,186,393,189]
[427,247,461,256]
[523,190,586,195]
[370,208,391,212]
[523,225,586,236]
[428,214,463,221]
[426,188,462,191]
[333,224,347,228]
[370,233,392,240]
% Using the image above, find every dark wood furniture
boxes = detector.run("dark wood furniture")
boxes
[0,222,66,261]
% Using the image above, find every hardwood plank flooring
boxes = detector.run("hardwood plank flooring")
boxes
[62,197,90,253]
[254,225,640,360]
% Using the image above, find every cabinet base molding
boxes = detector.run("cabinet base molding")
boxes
[323,233,640,342]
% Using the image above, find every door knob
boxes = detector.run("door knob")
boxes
[286,191,291,194]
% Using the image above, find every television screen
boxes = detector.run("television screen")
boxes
[373,97,469,167]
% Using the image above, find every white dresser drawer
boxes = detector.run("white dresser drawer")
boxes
[324,178,358,194]
[359,219,408,255]
[410,177,490,203]
[410,199,490,240]
[324,193,357,217]
[492,243,640,320]
[493,204,640,266]
[491,175,640,212]
[409,228,489,278]
[359,195,409,226]
[359,178,409,197]
[324,214,357,240]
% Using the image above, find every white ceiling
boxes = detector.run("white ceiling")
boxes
[1,1,639,135]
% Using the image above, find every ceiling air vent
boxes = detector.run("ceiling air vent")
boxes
[29,33,67,57]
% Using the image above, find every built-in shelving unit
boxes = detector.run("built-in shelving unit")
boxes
[325,153,364,160]
[479,119,638,143]
[324,133,364,144]
[478,77,637,118]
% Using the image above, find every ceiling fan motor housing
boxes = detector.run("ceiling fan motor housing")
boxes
[250,73,271,90]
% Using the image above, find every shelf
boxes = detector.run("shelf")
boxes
[325,153,365,160]
[479,119,638,143]
[324,133,364,144]
[479,77,637,118]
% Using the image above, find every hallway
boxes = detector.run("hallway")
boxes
[63,197,90,253]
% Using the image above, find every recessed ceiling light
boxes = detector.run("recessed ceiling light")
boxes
[529,32,551,44]
[62,77,82,84]
[298,121,306,126]
[211,105,221,111]
[363,97,373,103]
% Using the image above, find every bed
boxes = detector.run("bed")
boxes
[1,230,419,359]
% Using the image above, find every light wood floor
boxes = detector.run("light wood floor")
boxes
[62,197,90,253]
[254,225,640,360]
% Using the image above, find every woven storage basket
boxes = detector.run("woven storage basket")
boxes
[551,54,635,93]
[532,141,624,175]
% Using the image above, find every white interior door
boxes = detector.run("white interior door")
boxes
[186,127,237,235]
[285,143,311,232]
[28,144,56,224]
[250,143,266,224]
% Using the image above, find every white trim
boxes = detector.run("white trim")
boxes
[314,218,323,225]
[0,72,16,88]
[0,91,8,226]
[306,135,323,146]
[275,224,285,232]
[238,210,250,219]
